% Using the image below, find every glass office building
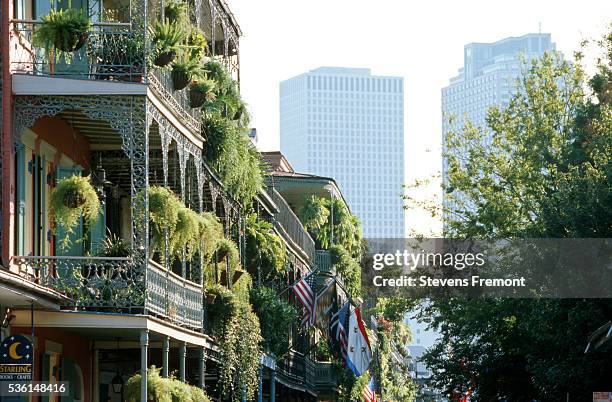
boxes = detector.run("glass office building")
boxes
[280,67,405,238]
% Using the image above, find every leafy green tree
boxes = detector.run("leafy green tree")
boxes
[413,28,612,401]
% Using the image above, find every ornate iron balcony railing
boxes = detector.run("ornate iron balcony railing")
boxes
[10,20,142,81]
[267,188,316,263]
[14,256,203,331]
[9,19,202,133]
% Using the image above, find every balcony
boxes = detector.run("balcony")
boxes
[14,256,203,331]
[315,250,332,273]
[10,19,204,133]
[267,188,315,263]
[313,361,338,391]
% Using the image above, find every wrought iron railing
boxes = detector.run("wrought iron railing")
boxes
[14,256,204,331]
[315,250,332,273]
[313,361,338,389]
[267,188,316,262]
[147,260,203,330]
[10,20,143,81]
[10,19,201,133]
[148,68,202,133]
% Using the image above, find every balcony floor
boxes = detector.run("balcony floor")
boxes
[12,74,147,96]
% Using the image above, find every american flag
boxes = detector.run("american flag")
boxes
[292,272,318,326]
[330,302,350,363]
[363,377,377,402]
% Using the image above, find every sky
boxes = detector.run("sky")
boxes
[229,0,611,235]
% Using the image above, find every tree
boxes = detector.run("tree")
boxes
[413,27,612,401]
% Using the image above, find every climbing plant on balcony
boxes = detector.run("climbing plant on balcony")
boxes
[244,213,287,283]
[50,175,100,249]
[148,186,181,254]
[249,286,298,357]
[201,115,265,206]
[34,8,91,53]
[329,245,362,298]
[150,20,186,67]
[299,196,363,260]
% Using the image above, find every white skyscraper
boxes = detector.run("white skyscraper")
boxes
[280,67,405,238]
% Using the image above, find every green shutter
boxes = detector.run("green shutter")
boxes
[16,145,26,256]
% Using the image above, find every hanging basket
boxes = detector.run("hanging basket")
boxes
[171,68,190,90]
[205,293,217,304]
[62,187,87,208]
[54,31,88,52]
[153,51,177,67]
[189,86,206,108]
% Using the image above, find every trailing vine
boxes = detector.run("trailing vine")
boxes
[329,245,362,298]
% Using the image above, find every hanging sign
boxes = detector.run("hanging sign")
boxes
[0,334,33,381]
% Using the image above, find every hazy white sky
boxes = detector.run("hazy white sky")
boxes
[230,0,611,235]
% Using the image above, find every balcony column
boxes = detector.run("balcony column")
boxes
[139,330,149,402]
[179,342,187,382]
[162,336,170,377]
[269,368,276,402]
[198,348,206,389]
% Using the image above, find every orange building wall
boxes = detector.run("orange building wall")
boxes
[11,326,92,402]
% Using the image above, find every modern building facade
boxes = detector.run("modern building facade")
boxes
[441,33,557,226]
[280,67,405,238]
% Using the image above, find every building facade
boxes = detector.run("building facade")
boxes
[280,67,405,238]
[441,33,557,226]
[0,0,353,400]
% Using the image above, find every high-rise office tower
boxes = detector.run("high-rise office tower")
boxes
[441,33,557,226]
[280,67,405,238]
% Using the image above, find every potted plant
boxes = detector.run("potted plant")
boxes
[164,0,188,24]
[50,175,100,249]
[147,186,181,254]
[170,55,202,90]
[34,8,91,53]
[150,21,185,67]
[188,78,216,108]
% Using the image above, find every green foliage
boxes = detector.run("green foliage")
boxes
[217,304,262,401]
[148,186,181,253]
[244,213,287,283]
[185,26,207,62]
[249,286,298,357]
[96,231,130,257]
[202,60,247,123]
[299,195,329,231]
[170,206,200,259]
[201,115,265,206]
[123,366,211,402]
[198,211,224,262]
[370,297,417,323]
[171,54,204,89]
[299,196,362,260]
[163,0,188,24]
[329,245,361,298]
[419,29,612,401]
[50,175,100,249]
[34,8,91,53]
[150,20,185,66]
[215,238,240,269]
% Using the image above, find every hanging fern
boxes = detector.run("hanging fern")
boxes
[148,186,182,254]
[169,206,201,259]
[50,175,100,249]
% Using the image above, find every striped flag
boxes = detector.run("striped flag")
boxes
[292,272,318,326]
[363,377,377,402]
[330,302,350,363]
